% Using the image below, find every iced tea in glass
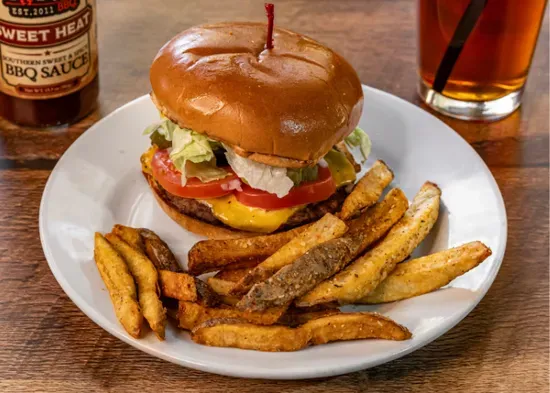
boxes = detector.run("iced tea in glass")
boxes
[418,0,547,121]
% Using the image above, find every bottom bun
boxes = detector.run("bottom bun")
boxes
[144,173,257,240]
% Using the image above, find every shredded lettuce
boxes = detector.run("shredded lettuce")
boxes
[143,119,176,141]
[143,119,227,185]
[142,120,369,191]
[345,127,371,162]
[225,147,294,198]
[171,127,223,185]
[185,160,230,183]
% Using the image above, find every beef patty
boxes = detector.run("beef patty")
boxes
[154,177,348,230]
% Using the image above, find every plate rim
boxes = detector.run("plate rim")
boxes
[39,85,508,379]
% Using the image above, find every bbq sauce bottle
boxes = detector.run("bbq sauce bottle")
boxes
[0,0,98,127]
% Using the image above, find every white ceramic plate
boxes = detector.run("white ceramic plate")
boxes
[39,86,506,380]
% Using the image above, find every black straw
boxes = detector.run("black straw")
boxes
[432,0,488,93]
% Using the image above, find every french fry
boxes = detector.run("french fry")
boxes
[231,213,348,295]
[187,225,310,275]
[359,241,492,304]
[138,228,182,272]
[237,237,356,311]
[206,277,243,305]
[346,188,408,254]
[191,312,411,352]
[237,190,408,311]
[159,270,198,301]
[194,279,222,307]
[304,312,412,344]
[105,233,167,340]
[112,225,145,253]
[338,160,394,220]
[159,270,220,306]
[111,225,182,272]
[192,318,309,352]
[218,295,240,306]
[207,277,236,297]
[346,188,407,236]
[218,259,263,271]
[214,266,255,282]
[93,233,143,338]
[278,308,341,327]
[298,182,441,306]
[177,301,287,330]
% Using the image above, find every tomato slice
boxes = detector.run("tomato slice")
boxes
[151,149,240,199]
[235,166,336,209]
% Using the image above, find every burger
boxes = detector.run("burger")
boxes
[141,22,371,239]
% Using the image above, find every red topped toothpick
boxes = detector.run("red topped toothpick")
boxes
[265,3,275,50]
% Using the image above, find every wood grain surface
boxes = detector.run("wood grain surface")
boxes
[0,1,548,392]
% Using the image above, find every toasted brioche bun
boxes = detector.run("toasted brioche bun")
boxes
[144,173,257,240]
[150,22,363,168]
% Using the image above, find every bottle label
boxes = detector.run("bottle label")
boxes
[0,0,97,99]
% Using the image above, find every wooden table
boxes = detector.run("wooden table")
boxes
[1,1,548,391]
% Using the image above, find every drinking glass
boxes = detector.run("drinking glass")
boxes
[417,0,547,121]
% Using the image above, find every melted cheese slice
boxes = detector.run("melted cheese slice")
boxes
[206,195,300,233]
[140,146,157,175]
[206,151,356,233]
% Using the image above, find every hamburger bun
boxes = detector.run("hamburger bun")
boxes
[150,22,363,168]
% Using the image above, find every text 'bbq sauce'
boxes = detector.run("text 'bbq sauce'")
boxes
[0,0,98,127]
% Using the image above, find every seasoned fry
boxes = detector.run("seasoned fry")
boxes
[178,302,287,330]
[112,224,145,253]
[209,266,259,305]
[194,279,222,307]
[298,182,441,306]
[191,312,411,352]
[207,277,236,297]
[94,233,142,338]
[305,312,412,344]
[207,276,249,305]
[159,270,198,301]
[360,241,492,304]
[187,225,310,275]
[238,237,356,311]
[105,233,167,340]
[138,228,182,272]
[214,266,255,282]
[278,308,341,327]
[339,160,394,220]
[192,318,309,352]
[346,188,408,253]
[219,259,263,271]
[218,295,240,306]
[231,213,348,295]
[237,190,408,311]
[111,225,182,272]
[159,270,219,306]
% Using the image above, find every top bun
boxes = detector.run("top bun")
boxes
[150,22,363,168]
